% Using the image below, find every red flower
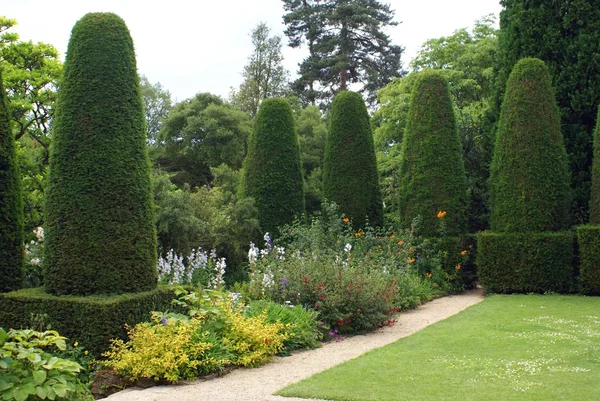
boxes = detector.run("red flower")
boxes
[264,338,269,344]
[337,320,344,326]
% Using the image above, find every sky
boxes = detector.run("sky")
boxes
[4,0,502,102]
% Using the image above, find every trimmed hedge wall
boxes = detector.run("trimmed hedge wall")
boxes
[44,13,157,295]
[0,287,178,356]
[323,91,382,229]
[241,98,304,235]
[576,225,600,294]
[590,106,600,224]
[477,231,575,294]
[0,68,24,293]
[398,70,468,237]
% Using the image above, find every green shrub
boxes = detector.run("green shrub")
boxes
[0,328,93,401]
[590,106,600,224]
[576,225,600,294]
[0,287,178,356]
[398,70,467,237]
[44,13,156,295]
[245,300,322,352]
[489,58,571,233]
[240,98,304,235]
[0,68,24,293]
[323,91,382,229]
[476,231,574,294]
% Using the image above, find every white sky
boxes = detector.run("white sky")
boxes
[4,0,501,102]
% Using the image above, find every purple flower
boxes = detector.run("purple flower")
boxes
[161,317,167,326]
[281,278,289,287]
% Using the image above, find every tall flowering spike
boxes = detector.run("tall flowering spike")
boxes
[0,68,25,292]
[44,13,157,295]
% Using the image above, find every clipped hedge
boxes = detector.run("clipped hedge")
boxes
[0,68,24,293]
[576,225,600,294]
[477,231,575,294]
[323,91,382,229]
[0,286,178,356]
[590,106,600,224]
[398,70,467,236]
[241,98,304,235]
[489,58,571,233]
[44,13,157,295]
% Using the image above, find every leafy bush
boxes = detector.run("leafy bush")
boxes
[0,328,93,401]
[44,13,156,295]
[0,68,24,293]
[576,225,600,295]
[323,91,382,229]
[245,300,322,352]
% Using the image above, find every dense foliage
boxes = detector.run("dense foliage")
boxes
[323,91,382,229]
[576,226,600,295]
[590,106,600,224]
[489,58,570,233]
[490,0,600,224]
[0,68,24,293]
[282,0,405,105]
[398,70,467,237]
[44,13,157,295]
[241,98,304,235]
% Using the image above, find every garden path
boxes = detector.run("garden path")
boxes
[106,289,484,401]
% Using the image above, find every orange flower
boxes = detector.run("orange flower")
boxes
[355,231,362,237]
[437,211,447,219]
[425,272,432,278]
[408,247,414,253]
[390,233,396,239]
[408,257,416,264]
[460,250,467,255]
[397,240,404,245]
[455,264,461,270]
[343,217,350,223]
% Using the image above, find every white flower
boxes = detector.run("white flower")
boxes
[30,258,40,265]
[344,243,352,253]
[248,242,259,264]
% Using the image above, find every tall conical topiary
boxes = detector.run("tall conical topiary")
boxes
[478,58,573,294]
[489,58,571,233]
[323,91,382,229]
[398,70,467,236]
[0,68,24,292]
[44,13,157,295]
[241,98,304,235]
[589,106,600,225]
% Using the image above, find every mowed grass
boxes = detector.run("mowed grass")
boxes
[277,295,600,401]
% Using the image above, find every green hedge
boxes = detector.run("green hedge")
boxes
[437,235,477,290]
[576,225,600,294]
[323,91,382,229]
[0,287,178,356]
[0,68,24,293]
[398,70,467,236]
[44,13,157,295]
[477,231,575,294]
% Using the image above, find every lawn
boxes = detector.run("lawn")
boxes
[277,295,600,401]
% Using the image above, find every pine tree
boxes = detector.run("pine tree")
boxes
[0,68,24,292]
[323,91,382,229]
[398,70,467,236]
[282,0,405,106]
[489,58,571,233]
[489,0,600,224]
[241,98,304,234]
[44,13,157,295]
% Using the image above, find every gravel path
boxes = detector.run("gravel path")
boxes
[106,289,484,401]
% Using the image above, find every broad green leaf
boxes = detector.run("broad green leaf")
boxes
[52,383,68,398]
[12,388,28,401]
[32,370,47,385]
[36,385,47,399]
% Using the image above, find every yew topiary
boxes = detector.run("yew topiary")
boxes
[489,58,571,233]
[240,98,304,235]
[0,68,24,292]
[323,91,382,229]
[44,13,157,295]
[398,70,467,236]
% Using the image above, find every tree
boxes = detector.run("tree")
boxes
[230,23,289,117]
[0,68,24,292]
[323,91,382,229]
[157,93,251,189]
[373,16,497,230]
[398,70,467,237]
[489,0,600,224]
[1,17,62,234]
[282,0,405,106]
[489,58,570,233]
[140,75,172,145]
[44,13,157,295]
[241,98,304,234]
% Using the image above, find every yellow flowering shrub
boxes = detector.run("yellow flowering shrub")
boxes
[222,309,289,367]
[103,315,228,383]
